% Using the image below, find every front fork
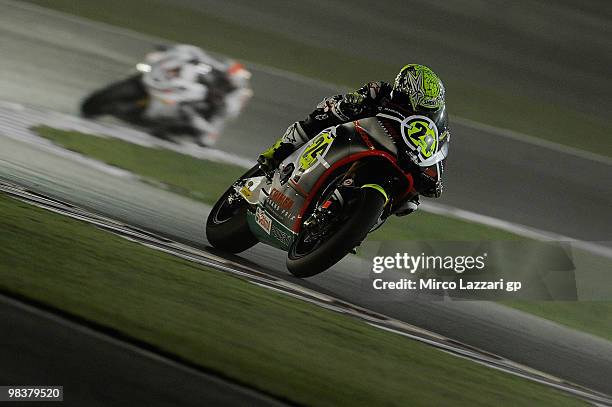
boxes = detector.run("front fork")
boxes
[306,176,391,235]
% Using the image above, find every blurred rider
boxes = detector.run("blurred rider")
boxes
[258,64,450,216]
[142,44,252,146]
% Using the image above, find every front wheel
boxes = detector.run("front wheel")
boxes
[287,187,386,278]
[206,167,260,253]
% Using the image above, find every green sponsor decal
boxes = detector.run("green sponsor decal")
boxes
[247,207,295,251]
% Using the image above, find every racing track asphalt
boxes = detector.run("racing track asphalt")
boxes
[166,0,612,123]
[1,0,612,399]
[0,294,288,407]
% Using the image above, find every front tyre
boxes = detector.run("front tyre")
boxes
[287,187,385,278]
[206,167,260,253]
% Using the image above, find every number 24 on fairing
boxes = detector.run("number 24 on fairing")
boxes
[299,131,334,170]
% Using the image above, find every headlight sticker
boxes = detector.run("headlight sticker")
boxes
[400,115,439,160]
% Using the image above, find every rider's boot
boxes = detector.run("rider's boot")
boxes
[258,122,309,172]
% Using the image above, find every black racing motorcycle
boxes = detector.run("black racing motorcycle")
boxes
[206,109,449,277]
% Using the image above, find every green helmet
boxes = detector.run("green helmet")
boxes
[392,64,445,112]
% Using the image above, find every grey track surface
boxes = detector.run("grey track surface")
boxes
[1,0,612,400]
[165,0,612,121]
[0,295,286,407]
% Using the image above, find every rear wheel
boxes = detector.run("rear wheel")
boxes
[81,74,146,118]
[287,187,386,278]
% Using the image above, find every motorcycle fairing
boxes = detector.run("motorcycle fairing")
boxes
[353,117,398,155]
[242,120,409,250]
[245,206,295,250]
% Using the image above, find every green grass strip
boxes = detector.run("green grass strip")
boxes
[35,126,246,205]
[0,193,587,406]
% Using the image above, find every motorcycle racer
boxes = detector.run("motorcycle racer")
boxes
[140,44,252,145]
[258,64,450,215]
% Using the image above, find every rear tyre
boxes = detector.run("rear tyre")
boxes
[287,187,385,278]
[81,74,146,118]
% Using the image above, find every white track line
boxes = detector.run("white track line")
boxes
[451,116,612,166]
[0,101,253,169]
[423,201,612,259]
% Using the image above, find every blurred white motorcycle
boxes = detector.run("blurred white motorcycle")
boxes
[81,44,253,146]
